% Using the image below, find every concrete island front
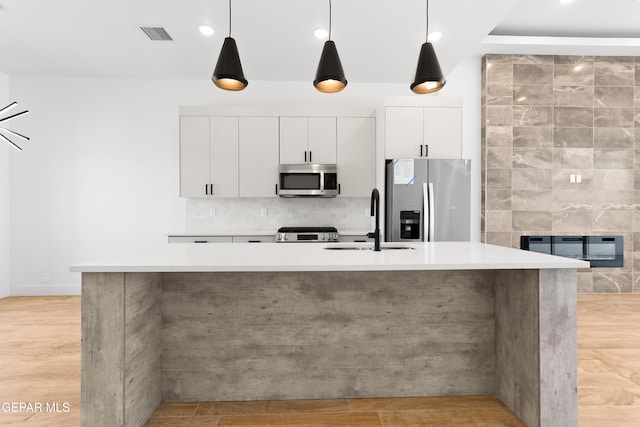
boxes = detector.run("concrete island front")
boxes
[71,242,589,427]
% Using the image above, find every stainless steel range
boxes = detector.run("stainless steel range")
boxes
[276,227,339,243]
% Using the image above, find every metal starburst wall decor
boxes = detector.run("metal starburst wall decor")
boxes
[0,102,29,151]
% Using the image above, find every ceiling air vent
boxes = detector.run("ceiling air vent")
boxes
[140,27,173,41]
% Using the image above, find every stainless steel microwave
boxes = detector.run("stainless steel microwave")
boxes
[278,164,338,197]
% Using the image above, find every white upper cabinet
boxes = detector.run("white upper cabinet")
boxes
[209,117,239,197]
[239,116,279,198]
[279,117,308,164]
[308,117,337,164]
[384,106,462,159]
[337,117,376,197]
[180,116,238,198]
[423,107,462,159]
[180,116,210,197]
[279,117,336,164]
[180,107,375,199]
[384,107,423,159]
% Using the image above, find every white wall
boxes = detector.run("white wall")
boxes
[9,63,482,295]
[438,56,483,242]
[0,72,10,298]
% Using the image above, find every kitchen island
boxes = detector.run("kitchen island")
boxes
[71,242,588,427]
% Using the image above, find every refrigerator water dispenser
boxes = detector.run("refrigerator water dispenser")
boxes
[400,211,421,240]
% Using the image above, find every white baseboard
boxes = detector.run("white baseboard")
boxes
[10,284,81,296]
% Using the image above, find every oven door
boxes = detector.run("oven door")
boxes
[278,172,324,196]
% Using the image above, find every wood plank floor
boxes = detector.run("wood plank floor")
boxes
[0,294,638,426]
[577,294,640,427]
[0,296,80,426]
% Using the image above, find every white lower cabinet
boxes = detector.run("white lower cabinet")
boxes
[337,117,376,197]
[239,117,279,197]
[168,236,233,243]
[232,235,276,243]
[168,235,274,243]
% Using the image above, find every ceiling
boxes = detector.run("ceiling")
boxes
[0,0,639,84]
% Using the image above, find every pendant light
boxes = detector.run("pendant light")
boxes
[410,0,445,94]
[212,0,248,91]
[314,0,347,93]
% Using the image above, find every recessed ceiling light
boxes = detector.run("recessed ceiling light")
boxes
[574,65,584,71]
[427,31,442,42]
[558,0,573,4]
[314,28,329,39]
[199,25,215,36]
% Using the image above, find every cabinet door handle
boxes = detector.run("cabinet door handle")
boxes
[420,145,423,157]
[210,184,214,195]
[205,184,209,195]
[425,145,428,157]
[275,184,278,195]
[309,151,312,163]
[304,151,307,162]
[338,184,341,195]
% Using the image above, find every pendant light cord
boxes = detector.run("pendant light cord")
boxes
[328,0,332,40]
[228,0,232,37]
[425,0,429,42]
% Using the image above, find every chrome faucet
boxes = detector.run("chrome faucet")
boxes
[367,188,381,251]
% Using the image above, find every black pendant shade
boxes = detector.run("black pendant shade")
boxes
[212,37,248,91]
[314,40,347,93]
[410,43,445,94]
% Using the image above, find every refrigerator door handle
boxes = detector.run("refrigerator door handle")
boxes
[421,182,431,242]
[428,182,435,241]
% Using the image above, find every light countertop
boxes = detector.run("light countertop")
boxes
[70,241,589,273]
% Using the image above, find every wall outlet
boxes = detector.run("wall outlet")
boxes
[570,174,576,183]
[209,208,216,217]
[261,208,268,217]
[576,174,582,183]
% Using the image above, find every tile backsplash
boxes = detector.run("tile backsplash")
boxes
[186,197,372,233]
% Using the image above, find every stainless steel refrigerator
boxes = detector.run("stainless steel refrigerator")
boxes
[385,158,471,242]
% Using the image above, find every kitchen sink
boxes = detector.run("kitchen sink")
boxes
[323,243,416,251]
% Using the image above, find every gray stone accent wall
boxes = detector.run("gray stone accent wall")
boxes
[481,54,640,293]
